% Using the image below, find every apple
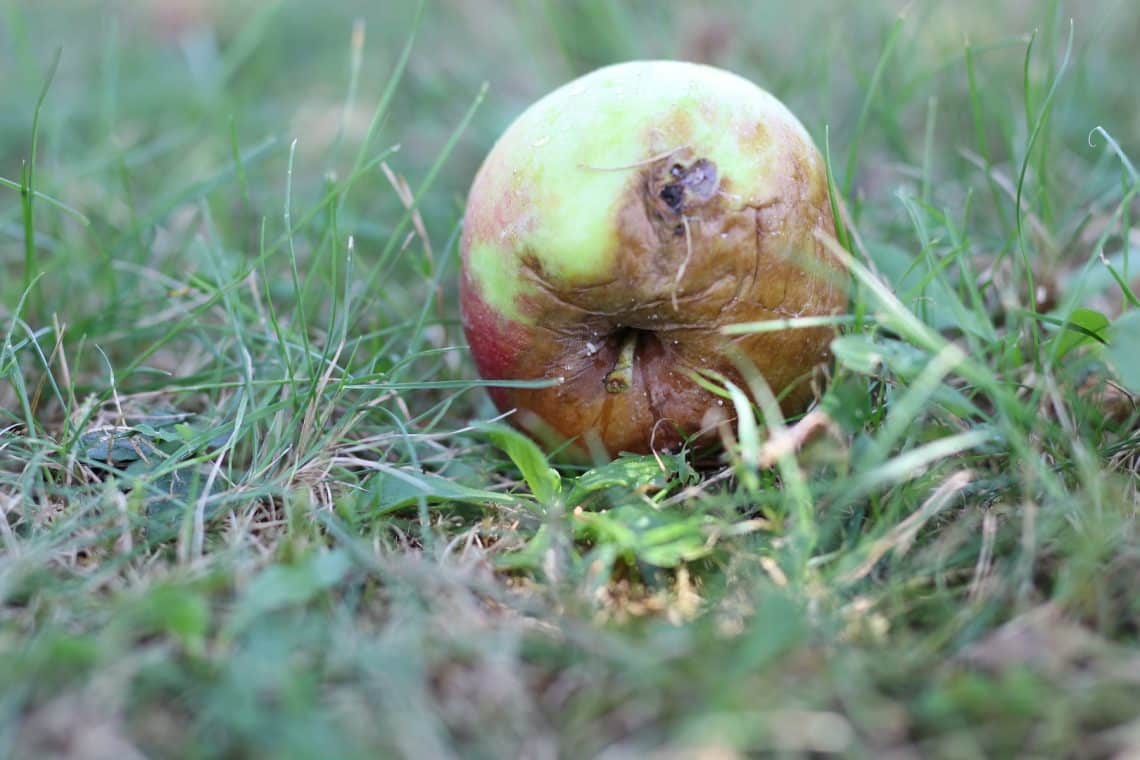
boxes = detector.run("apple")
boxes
[460,60,847,458]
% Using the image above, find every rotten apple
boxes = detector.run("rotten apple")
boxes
[460,60,847,458]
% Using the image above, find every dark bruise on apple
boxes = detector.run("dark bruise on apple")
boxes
[461,60,848,458]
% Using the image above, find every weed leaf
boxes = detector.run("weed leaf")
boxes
[485,425,562,504]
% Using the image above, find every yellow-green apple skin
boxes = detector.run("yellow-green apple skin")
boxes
[460,60,847,457]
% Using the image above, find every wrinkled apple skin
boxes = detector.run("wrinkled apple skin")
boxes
[461,60,847,458]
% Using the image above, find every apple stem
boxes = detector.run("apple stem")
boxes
[604,331,637,393]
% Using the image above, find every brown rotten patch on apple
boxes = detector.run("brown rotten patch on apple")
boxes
[459,62,851,459]
[462,141,846,459]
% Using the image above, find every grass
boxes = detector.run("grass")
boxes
[2,0,1139,756]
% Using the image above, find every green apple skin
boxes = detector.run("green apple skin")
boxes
[461,60,847,458]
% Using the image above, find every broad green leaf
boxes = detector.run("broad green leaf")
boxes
[573,505,718,568]
[638,519,713,567]
[1048,307,1110,359]
[573,510,640,549]
[565,453,689,506]
[820,376,875,433]
[81,428,161,467]
[485,425,562,504]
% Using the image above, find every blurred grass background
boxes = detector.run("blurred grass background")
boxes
[3,0,1138,375]
[3,0,1140,757]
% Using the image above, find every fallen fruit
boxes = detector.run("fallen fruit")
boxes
[460,60,847,458]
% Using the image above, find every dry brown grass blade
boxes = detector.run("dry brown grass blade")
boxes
[756,409,840,469]
[380,161,433,262]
